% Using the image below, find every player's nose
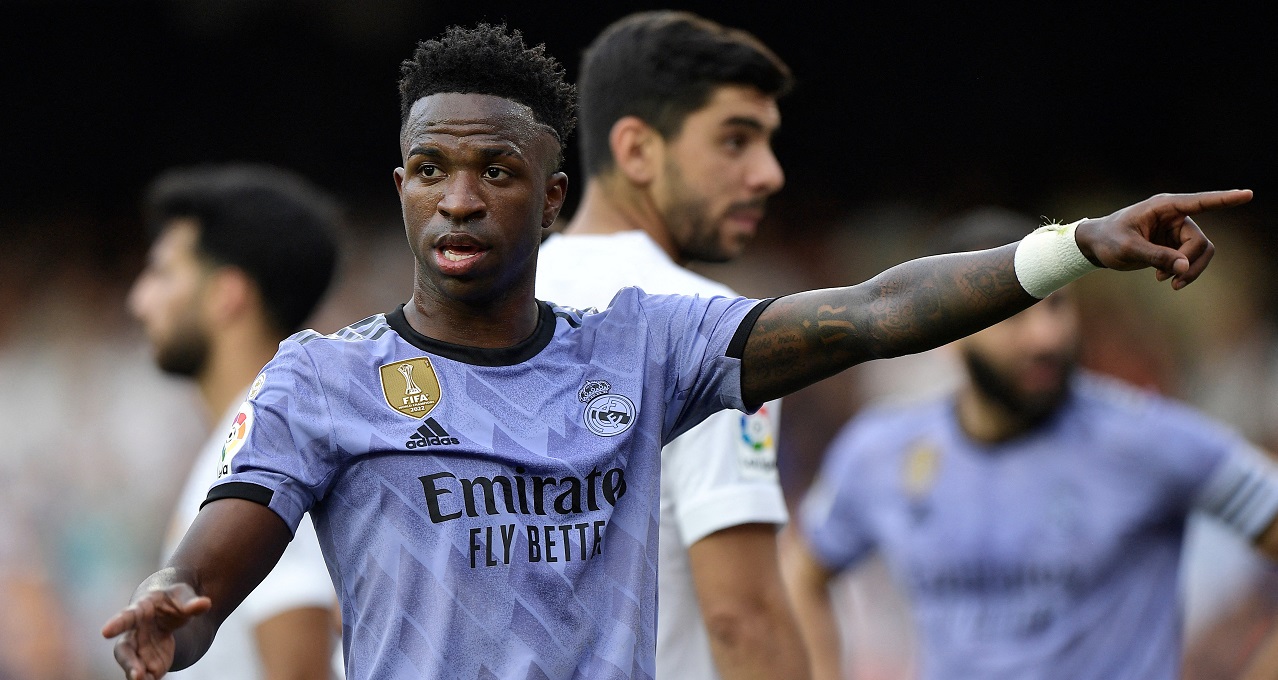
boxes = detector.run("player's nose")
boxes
[437,173,488,223]
[747,147,785,196]
[126,275,152,321]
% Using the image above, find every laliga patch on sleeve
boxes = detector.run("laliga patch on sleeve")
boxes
[217,401,255,479]
[737,406,779,481]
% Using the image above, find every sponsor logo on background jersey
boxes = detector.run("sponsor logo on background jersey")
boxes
[218,401,254,478]
[379,357,443,418]
[737,405,779,480]
[406,418,461,449]
[578,379,635,437]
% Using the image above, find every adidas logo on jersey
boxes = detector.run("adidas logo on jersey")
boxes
[406,418,461,449]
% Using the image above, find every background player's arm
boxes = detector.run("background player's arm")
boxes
[1235,518,1278,680]
[255,607,337,680]
[738,190,1248,406]
[688,523,810,680]
[1239,624,1278,680]
[779,526,843,680]
[1255,514,1278,561]
[103,499,292,678]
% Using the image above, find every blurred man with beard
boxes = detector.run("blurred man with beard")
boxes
[535,12,806,680]
[782,211,1278,680]
[128,164,341,679]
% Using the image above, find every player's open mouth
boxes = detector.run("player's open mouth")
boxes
[442,246,481,262]
[433,233,490,274]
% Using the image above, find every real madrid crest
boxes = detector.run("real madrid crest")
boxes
[380,357,443,418]
[579,379,636,437]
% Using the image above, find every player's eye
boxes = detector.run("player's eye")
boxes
[483,167,510,180]
[418,164,440,178]
[723,135,749,153]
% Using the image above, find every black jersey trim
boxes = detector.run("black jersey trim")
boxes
[386,301,557,367]
[726,298,777,360]
[553,309,583,328]
[200,481,275,510]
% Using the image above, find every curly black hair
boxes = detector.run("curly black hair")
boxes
[398,23,577,159]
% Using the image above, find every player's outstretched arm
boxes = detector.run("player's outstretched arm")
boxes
[102,499,292,679]
[739,190,1251,406]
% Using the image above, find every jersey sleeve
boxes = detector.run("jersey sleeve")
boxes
[1123,390,1278,538]
[798,417,878,571]
[203,337,340,534]
[628,290,769,442]
[237,513,336,623]
[1193,441,1278,540]
[662,399,788,547]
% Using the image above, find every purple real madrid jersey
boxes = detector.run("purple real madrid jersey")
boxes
[800,373,1278,680]
[205,288,768,680]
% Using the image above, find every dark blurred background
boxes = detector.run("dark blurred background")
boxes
[3,0,1272,230]
[1,1,1274,677]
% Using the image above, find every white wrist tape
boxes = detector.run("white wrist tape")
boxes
[1013,219,1101,299]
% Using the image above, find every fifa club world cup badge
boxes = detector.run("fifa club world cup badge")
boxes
[380,357,443,418]
[579,380,636,437]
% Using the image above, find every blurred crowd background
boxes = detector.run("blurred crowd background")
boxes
[2,1,1274,677]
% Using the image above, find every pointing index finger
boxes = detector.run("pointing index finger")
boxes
[1159,189,1253,216]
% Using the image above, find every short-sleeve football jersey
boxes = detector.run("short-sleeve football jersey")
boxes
[207,289,765,680]
[164,389,338,680]
[800,373,1278,680]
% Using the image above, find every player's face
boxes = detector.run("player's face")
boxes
[958,289,1080,419]
[395,93,568,305]
[652,85,784,263]
[127,220,213,377]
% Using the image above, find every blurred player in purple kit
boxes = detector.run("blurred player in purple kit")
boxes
[102,22,1251,680]
[128,164,341,679]
[537,12,805,680]
[783,213,1278,680]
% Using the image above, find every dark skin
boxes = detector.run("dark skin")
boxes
[739,192,1239,406]
[393,93,568,348]
[103,91,1252,678]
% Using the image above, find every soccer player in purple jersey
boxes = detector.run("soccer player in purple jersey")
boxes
[103,22,1250,680]
[782,214,1278,680]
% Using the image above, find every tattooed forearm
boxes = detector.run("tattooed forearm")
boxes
[740,243,1035,404]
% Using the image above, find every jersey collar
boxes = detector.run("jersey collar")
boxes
[386,301,557,366]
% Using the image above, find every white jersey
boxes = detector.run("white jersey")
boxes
[537,231,788,680]
[163,388,340,680]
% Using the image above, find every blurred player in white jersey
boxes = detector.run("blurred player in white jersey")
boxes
[129,164,341,679]
[536,11,806,680]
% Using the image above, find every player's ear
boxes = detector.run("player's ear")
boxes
[393,166,407,198]
[609,116,660,186]
[204,267,257,326]
[542,171,568,228]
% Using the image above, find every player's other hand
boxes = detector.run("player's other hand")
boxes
[101,583,211,680]
[1074,190,1252,290]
